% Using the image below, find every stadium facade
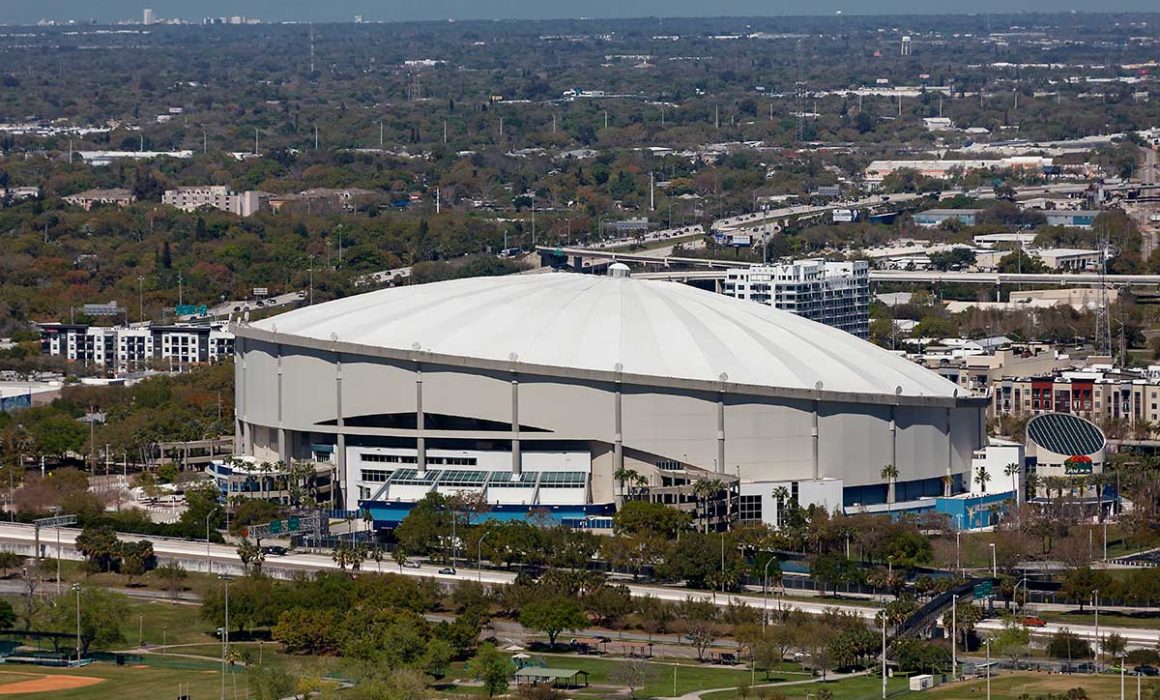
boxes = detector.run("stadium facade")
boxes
[231,267,987,529]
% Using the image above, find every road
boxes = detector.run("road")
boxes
[546,246,1160,287]
[4,523,1156,648]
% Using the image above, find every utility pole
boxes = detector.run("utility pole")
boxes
[314,124,319,150]
[380,121,384,148]
[649,172,655,212]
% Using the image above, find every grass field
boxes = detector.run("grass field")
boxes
[1037,608,1160,631]
[926,671,1160,699]
[0,662,228,699]
[702,675,912,699]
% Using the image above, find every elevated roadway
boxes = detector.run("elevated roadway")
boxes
[541,247,1160,287]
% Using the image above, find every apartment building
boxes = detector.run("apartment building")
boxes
[723,259,870,338]
[162,186,265,217]
[63,188,136,210]
[991,367,1160,430]
[39,322,234,370]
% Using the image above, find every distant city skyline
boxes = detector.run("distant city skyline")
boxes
[6,1,1160,26]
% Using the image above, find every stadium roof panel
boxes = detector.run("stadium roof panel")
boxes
[249,273,960,399]
[1027,413,1105,456]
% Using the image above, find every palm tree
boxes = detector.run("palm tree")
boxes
[613,467,640,504]
[771,486,790,529]
[692,479,723,533]
[974,466,991,494]
[236,537,264,574]
[1024,472,1042,502]
[880,464,899,505]
[1004,463,1021,504]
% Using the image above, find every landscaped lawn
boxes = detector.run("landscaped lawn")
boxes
[702,674,912,699]
[0,661,236,700]
[1036,608,1160,631]
[925,670,1160,699]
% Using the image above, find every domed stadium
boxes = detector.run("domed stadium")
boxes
[229,268,987,529]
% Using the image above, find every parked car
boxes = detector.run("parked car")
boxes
[438,567,457,575]
[1134,665,1159,677]
[1020,616,1047,627]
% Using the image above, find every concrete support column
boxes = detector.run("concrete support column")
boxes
[613,381,623,475]
[812,383,822,481]
[945,406,954,496]
[235,339,246,455]
[511,372,522,477]
[335,350,345,509]
[716,390,726,475]
[416,362,426,475]
[276,343,288,465]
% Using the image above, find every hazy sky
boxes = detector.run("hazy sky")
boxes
[7,1,1159,25]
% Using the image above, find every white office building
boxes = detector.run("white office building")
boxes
[722,260,870,338]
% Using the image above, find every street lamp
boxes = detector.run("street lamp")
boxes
[72,583,81,663]
[762,556,778,628]
[477,531,491,584]
[985,639,992,700]
[219,574,232,700]
[138,612,144,647]
[206,511,214,571]
[989,543,997,578]
[1094,589,1101,671]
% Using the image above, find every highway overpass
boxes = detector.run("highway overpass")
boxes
[540,247,1160,287]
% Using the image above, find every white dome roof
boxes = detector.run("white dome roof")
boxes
[251,272,959,399]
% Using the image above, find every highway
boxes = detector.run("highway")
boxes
[5,523,1156,648]
[542,246,1160,287]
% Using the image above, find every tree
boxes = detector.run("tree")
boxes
[1102,632,1127,663]
[119,540,154,585]
[612,500,691,538]
[47,585,128,654]
[1047,628,1092,660]
[1004,462,1021,503]
[996,249,1046,274]
[75,525,120,573]
[154,561,188,600]
[237,538,266,574]
[974,465,991,494]
[0,599,15,630]
[471,642,512,697]
[880,464,899,505]
[990,617,1031,667]
[519,597,588,647]
[423,637,454,681]
[1060,566,1111,612]
[810,553,859,596]
[0,551,25,576]
[611,657,657,699]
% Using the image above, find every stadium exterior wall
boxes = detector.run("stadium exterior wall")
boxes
[232,328,988,516]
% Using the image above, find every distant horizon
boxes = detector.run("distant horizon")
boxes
[7,2,1160,27]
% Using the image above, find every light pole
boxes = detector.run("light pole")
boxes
[72,583,81,663]
[985,639,992,700]
[138,613,143,647]
[1094,589,1101,671]
[763,556,777,628]
[989,543,997,578]
[206,511,214,573]
[880,608,887,699]
[477,530,491,584]
[220,574,232,700]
